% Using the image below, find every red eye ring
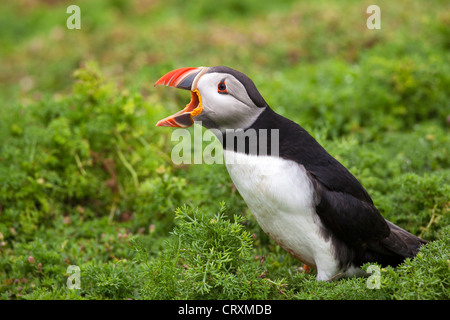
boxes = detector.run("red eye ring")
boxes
[218,80,228,94]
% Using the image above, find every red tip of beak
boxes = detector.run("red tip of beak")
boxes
[154,67,201,88]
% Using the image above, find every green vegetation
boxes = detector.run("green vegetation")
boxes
[0,0,448,300]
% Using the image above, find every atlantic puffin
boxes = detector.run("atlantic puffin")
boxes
[154,66,427,280]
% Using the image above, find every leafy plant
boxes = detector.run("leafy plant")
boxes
[136,203,285,299]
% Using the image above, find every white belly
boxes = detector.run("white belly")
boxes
[224,150,338,276]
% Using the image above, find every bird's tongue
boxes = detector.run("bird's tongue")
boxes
[155,90,202,127]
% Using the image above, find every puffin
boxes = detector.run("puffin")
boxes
[154,66,427,281]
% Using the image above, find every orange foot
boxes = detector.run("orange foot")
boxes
[303,265,311,274]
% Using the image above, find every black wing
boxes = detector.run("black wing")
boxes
[264,109,391,248]
[310,175,390,249]
[250,108,426,264]
[301,131,427,265]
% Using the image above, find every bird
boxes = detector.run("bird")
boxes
[154,66,427,281]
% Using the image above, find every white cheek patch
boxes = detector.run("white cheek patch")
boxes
[196,73,264,130]
[198,73,257,108]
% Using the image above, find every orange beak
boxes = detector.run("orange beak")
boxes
[154,67,206,127]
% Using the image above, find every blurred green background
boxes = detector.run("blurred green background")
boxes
[0,0,449,300]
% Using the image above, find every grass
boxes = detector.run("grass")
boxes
[0,0,449,300]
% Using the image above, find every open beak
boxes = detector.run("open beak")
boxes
[154,67,207,127]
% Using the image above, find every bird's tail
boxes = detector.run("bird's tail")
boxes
[364,220,428,267]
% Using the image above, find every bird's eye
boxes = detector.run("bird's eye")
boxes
[218,80,228,94]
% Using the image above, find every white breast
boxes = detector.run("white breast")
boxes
[224,150,341,279]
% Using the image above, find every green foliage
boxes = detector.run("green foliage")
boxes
[136,203,284,299]
[0,0,449,300]
[380,227,450,300]
[82,261,138,299]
